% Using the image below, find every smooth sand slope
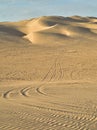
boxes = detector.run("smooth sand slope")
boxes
[0,16,97,130]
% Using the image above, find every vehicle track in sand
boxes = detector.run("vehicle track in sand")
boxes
[1,81,97,130]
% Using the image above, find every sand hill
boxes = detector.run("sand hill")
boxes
[0,16,97,130]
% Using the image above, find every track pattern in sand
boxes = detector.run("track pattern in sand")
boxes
[0,80,97,130]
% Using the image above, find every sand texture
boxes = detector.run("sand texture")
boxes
[0,16,97,130]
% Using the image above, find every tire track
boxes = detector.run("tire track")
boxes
[2,86,32,99]
[1,82,97,130]
[35,84,47,96]
[20,86,32,97]
[41,57,64,82]
[13,103,97,130]
[41,58,58,82]
[2,84,48,99]
[3,89,15,99]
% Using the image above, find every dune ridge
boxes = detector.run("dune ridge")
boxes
[1,15,97,44]
[24,16,97,44]
[1,16,97,44]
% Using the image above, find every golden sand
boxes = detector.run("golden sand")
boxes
[0,16,97,130]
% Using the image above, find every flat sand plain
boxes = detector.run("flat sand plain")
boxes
[0,16,97,130]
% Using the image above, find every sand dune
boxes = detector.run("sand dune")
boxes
[1,16,97,44]
[0,16,97,130]
[23,16,97,44]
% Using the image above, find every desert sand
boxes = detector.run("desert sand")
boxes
[0,16,97,130]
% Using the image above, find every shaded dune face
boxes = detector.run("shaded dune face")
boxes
[65,16,91,23]
[65,15,97,23]
[0,16,97,45]
[0,25,25,37]
[0,23,30,45]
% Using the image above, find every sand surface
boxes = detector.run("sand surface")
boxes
[0,16,97,130]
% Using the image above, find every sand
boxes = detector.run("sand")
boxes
[0,16,97,130]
